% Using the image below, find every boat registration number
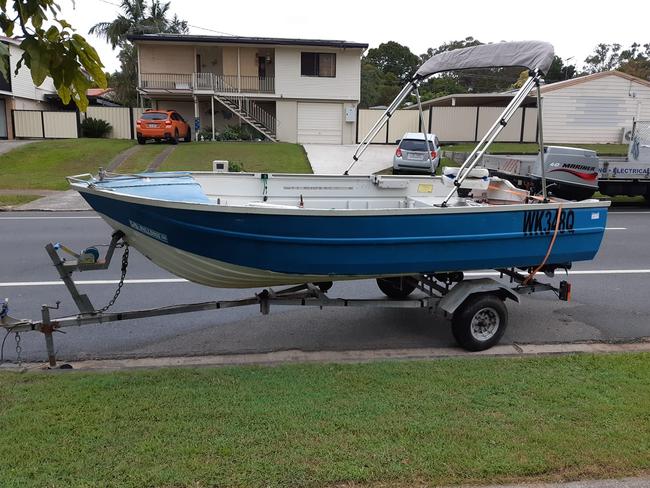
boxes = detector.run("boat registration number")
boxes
[522,209,575,237]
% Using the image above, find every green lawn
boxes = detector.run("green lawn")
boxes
[0,139,135,190]
[1,353,649,488]
[442,143,629,156]
[0,194,40,206]
[159,141,312,173]
[118,142,169,173]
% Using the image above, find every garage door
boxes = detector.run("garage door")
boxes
[297,102,342,144]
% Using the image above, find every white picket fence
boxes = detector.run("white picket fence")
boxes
[12,106,146,140]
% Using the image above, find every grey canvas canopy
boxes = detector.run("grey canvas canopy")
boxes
[414,41,554,80]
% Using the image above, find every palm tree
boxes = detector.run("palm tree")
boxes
[89,0,188,106]
[90,0,187,48]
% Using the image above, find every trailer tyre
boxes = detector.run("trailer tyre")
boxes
[377,277,417,299]
[451,294,507,351]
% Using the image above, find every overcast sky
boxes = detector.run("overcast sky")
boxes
[59,0,648,74]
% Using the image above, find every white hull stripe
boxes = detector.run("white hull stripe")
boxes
[3,269,650,287]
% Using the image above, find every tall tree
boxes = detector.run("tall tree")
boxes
[584,43,622,73]
[0,0,106,110]
[544,55,577,83]
[583,42,650,81]
[89,0,188,106]
[365,41,420,84]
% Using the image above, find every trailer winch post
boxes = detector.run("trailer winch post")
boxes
[41,304,57,367]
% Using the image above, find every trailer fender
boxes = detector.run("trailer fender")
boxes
[438,278,520,315]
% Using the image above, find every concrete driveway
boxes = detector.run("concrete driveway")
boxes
[303,144,395,175]
[0,139,39,155]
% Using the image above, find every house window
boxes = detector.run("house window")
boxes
[301,52,336,77]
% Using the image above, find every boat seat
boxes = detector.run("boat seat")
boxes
[441,166,490,190]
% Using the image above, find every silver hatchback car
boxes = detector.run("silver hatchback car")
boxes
[392,132,441,174]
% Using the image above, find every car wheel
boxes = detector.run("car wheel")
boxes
[183,128,191,142]
[171,129,179,145]
[137,137,146,145]
[451,294,508,351]
[392,168,400,175]
[376,277,417,299]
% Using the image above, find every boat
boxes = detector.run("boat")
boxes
[69,41,610,289]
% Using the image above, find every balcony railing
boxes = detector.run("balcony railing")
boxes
[213,75,275,94]
[140,73,193,90]
[139,72,274,94]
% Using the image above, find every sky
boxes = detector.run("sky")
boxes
[58,0,649,73]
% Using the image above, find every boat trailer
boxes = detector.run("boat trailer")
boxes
[1,231,572,368]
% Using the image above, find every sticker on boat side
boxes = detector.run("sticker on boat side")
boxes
[522,209,575,237]
[129,220,169,243]
[418,184,433,193]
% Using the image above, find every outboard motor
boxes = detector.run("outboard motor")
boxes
[532,146,599,200]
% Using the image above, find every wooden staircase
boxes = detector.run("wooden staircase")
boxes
[214,94,277,142]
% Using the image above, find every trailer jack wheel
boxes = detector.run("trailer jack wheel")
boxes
[451,294,508,351]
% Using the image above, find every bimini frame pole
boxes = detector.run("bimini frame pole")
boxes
[536,79,548,201]
[344,81,416,175]
[414,87,434,174]
[440,70,542,207]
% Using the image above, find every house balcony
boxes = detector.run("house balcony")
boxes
[139,72,275,95]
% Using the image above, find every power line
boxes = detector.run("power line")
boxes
[94,0,238,36]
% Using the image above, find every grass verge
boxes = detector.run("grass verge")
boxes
[1,353,649,488]
[0,194,40,207]
[0,139,134,190]
[117,142,169,173]
[442,142,629,156]
[594,192,647,205]
[159,141,312,173]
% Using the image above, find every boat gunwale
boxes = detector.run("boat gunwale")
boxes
[72,179,612,217]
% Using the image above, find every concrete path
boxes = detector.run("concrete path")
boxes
[15,190,91,211]
[303,143,395,174]
[10,339,648,371]
[0,139,39,155]
[146,145,175,171]
[106,144,141,171]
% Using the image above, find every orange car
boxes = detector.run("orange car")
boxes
[136,110,191,144]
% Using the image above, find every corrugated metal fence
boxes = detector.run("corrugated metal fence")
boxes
[357,107,538,143]
[12,107,145,139]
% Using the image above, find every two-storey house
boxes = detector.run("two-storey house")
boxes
[0,36,57,139]
[129,34,368,144]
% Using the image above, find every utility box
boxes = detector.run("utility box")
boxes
[345,106,356,122]
[212,160,229,172]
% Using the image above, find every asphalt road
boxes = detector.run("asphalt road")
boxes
[1,208,650,363]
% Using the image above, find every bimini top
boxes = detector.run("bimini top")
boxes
[414,41,554,80]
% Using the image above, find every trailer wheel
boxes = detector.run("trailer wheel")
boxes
[451,294,507,351]
[377,277,417,299]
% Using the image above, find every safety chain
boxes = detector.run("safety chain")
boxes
[96,244,129,314]
[15,332,22,366]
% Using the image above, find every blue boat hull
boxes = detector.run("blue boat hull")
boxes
[79,190,608,286]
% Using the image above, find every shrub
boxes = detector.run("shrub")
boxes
[228,161,244,172]
[198,127,214,141]
[81,117,112,138]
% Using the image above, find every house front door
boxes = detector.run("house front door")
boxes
[258,57,266,78]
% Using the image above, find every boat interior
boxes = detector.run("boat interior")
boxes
[80,167,573,211]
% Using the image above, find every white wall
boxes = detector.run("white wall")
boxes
[9,44,56,101]
[275,47,362,101]
[542,74,650,143]
[276,100,297,143]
